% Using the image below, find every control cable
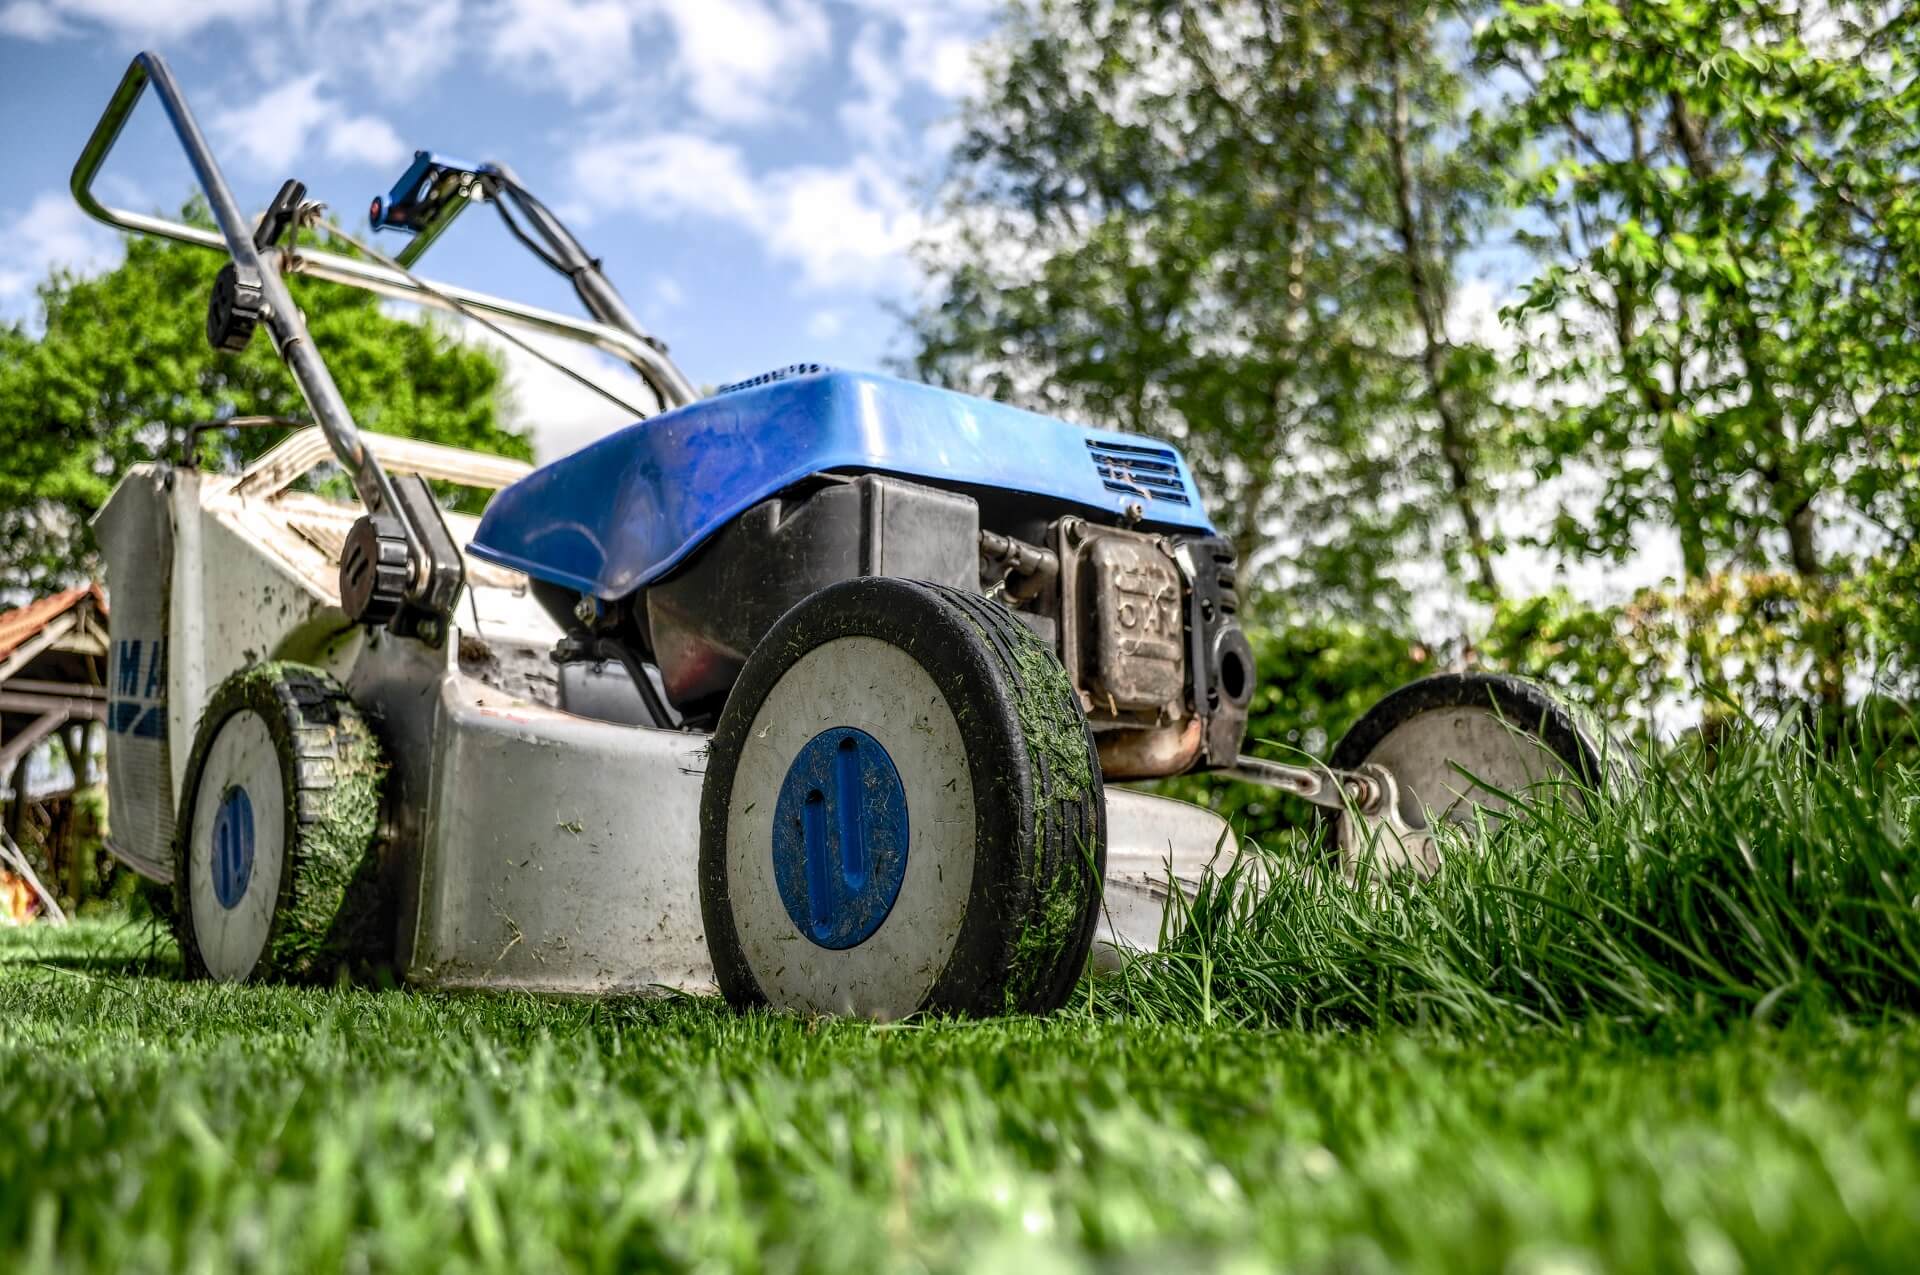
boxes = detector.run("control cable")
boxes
[304,210,657,422]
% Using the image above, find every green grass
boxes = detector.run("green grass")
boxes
[4,727,1919,1272]
[1112,725,1920,1031]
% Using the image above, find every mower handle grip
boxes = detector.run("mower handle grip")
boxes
[71,53,695,412]
[70,54,246,262]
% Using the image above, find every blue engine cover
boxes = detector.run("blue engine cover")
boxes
[469,366,1216,600]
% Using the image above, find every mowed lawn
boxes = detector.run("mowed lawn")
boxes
[4,917,1919,1274]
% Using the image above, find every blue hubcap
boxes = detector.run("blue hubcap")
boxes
[211,785,255,910]
[771,727,909,949]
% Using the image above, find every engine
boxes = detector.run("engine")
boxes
[541,472,1253,780]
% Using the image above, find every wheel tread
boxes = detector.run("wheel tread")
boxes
[915,582,1105,1013]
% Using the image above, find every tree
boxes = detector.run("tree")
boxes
[0,213,530,592]
[1363,4,1511,599]
[909,0,1510,623]
[1478,1,1920,715]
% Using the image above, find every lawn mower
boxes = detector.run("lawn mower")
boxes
[75,53,1607,1016]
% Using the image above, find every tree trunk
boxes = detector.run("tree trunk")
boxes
[5,755,27,849]
[1603,110,1714,713]
[62,723,90,788]
[1668,93,1841,711]
[1383,37,1500,600]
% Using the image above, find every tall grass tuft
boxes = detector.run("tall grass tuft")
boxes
[1102,724,1920,1031]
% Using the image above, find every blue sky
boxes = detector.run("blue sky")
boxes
[0,0,996,459]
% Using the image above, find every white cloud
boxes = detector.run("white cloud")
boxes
[643,0,829,125]
[485,0,636,103]
[804,309,842,340]
[480,0,829,124]
[842,0,995,101]
[0,2,67,38]
[257,0,464,97]
[3,0,269,39]
[210,72,407,173]
[322,115,408,168]
[839,21,904,155]
[898,10,987,101]
[5,0,991,142]
[7,0,1001,312]
[213,73,332,171]
[0,190,122,304]
[572,137,924,291]
[571,133,764,225]
[0,1,461,105]
[760,160,924,291]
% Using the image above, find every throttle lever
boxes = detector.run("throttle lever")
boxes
[254,178,306,251]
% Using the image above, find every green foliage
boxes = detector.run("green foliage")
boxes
[917,0,1920,730]
[1482,571,1916,731]
[910,0,1511,619]
[1481,587,1679,724]
[1477,0,1920,705]
[0,211,530,592]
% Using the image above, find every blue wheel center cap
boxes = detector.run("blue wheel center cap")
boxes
[211,784,255,910]
[771,727,909,949]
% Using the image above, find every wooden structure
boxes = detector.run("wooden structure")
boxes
[0,586,109,918]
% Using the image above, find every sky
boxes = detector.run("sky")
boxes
[0,0,996,459]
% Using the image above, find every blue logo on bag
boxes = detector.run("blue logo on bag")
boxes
[108,638,167,739]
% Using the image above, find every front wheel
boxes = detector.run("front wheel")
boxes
[172,664,387,981]
[698,578,1105,1018]
[1326,673,1613,877]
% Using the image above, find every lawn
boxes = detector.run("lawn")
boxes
[4,730,1919,1272]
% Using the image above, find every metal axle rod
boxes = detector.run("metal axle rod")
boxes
[1224,755,1383,813]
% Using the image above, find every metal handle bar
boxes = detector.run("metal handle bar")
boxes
[70,51,426,578]
[282,248,696,409]
[70,55,696,412]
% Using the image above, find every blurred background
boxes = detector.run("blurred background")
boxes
[1,1,1915,906]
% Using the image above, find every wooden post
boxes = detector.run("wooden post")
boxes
[0,829,67,925]
[4,754,25,849]
[62,721,90,788]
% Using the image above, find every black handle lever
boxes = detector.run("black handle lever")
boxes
[253,178,306,251]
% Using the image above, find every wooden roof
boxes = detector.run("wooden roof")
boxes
[0,585,109,686]
[0,585,109,780]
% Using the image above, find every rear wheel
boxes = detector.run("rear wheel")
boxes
[172,664,386,981]
[1327,673,1608,876]
[699,578,1105,1018]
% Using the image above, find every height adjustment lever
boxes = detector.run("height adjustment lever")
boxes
[205,178,308,355]
[205,261,262,353]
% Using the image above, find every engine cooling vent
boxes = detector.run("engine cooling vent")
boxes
[717,363,832,395]
[1085,438,1193,507]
